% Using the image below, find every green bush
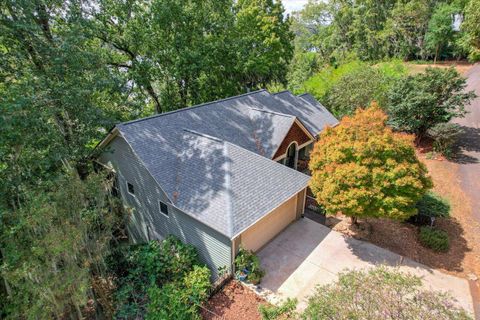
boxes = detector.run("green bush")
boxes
[303,60,407,119]
[107,236,204,319]
[301,267,470,319]
[416,192,450,218]
[324,67,387,118]
[419,227,450,252]
[259,298,297,320]
[303,61,365,100]
[386,67,475,137]
[146,265,211,320]
[427,123,463,157]
[235,247,265,284]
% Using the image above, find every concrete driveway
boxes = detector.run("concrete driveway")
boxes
[257,218,474,314]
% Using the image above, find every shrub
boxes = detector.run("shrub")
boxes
[419,227,450,252]
[235,247,265,284]
[259,298,297,320]
[303,60,407,119]
[324,66,387,118]
[108,236,203,318]
[303,61,365,100]
[301,267,470,319]
[416,192,450,218]
[146,265,211,320]
[427,123,463,157]
[386,67,475,137]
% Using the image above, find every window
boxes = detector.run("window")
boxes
[127,182,135,195]
[159,201,169,216]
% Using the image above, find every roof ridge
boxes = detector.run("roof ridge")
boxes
[182,128,224,143]
[273,89,292,95]
[223,143,234,237]
[120,89,267,126]
[248,107,294,118]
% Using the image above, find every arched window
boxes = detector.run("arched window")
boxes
[285,142,297,169]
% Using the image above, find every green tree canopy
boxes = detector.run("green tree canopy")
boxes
[425,3,459,63]
[386,67,476,136]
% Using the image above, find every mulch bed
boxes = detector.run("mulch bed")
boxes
[201,280,267,320]
[325,145,480,280]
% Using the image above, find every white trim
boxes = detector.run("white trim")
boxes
[126,181,136,197]
[294,118,315,141]
[159,201,169,217]
[272,140,313,162]
[270,117,314,160]
[285,141,299,170]
[97,127,120,150]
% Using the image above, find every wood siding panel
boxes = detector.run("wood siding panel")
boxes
[273,122,312,159]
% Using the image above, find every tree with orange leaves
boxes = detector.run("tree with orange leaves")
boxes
[309,103,432,224]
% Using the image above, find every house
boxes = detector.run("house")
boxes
[97,89,338,278]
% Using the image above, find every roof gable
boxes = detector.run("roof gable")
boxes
[273,119,313,159]
[100,90,337,238]
[271,91,339,136]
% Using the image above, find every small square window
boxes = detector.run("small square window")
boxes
[159,201,168,216]
[127,182,135,195]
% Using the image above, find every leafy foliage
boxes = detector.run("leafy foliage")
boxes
[416,192,451,218]
[427,123,464,157]
[461,0,480,61]
[386,67,476,136]
[302,267,470,319]
[146,265,210,320]
[259,298,298,320]
[419,227,450,252]
[302,61,365,99]
[290,0,476,64]
[309,104,432,222]
[324,67,388,118]
[235,247,265,284]
[0,171,122,319]
[301,60,407,118]
[425,3,460,63]
[108,236,202,318]
[234,0,294,89]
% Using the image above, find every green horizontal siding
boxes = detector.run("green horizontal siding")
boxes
[99,136,232,279]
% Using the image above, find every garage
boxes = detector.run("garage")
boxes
[237,189,305,252]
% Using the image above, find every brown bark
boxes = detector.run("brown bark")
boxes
[350,216,358,225]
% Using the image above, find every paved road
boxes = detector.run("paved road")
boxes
[454,63,480,222]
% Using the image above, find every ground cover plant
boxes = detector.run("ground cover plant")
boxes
[419,227,450,252]
[302,267,471,320]
[107,236,211,319]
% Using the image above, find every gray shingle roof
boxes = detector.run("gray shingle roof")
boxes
[272,91,339,135]
[112,90,336,238]
[170,130,310,237]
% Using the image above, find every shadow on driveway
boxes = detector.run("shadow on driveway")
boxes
[256,218,474,314]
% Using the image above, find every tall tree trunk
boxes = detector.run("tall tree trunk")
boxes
[145,82,162,113]
[434,44,439,64]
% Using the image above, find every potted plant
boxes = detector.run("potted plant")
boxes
[234,246,265,285]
